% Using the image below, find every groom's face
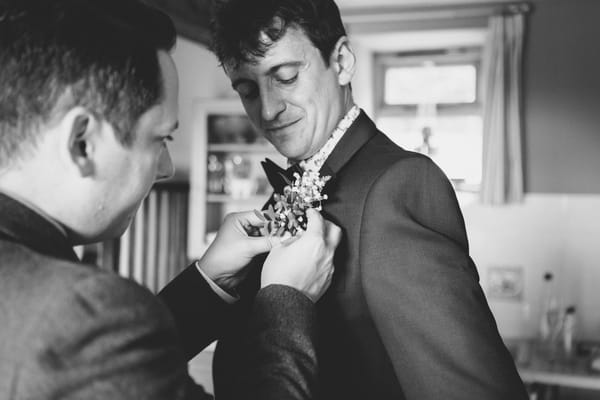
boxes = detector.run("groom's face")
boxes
[225,25,346,162]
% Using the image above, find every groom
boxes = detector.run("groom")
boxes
[208,0,528,399]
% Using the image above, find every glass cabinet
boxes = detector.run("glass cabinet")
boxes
[188,98,285,259]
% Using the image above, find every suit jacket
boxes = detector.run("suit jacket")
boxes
[212,111,528,400]
[0,193,318,400]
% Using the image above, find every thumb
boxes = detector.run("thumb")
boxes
[325,220,342,247]
[304,208,325,236]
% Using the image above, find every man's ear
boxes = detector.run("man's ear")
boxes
[60,107,99,177]
[331,36,356,86]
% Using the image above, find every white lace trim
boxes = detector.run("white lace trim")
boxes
[296,105,360,173]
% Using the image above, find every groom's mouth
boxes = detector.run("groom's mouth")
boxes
[264,119,301,135]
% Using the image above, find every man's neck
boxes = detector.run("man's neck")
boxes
[296,104,360,172]
[0,159,74,239]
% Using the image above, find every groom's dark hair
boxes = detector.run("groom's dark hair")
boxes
[210,0,347,69]
[0,0,176,166]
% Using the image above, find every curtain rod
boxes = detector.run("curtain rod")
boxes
[341,2,531,25]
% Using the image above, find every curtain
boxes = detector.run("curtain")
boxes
[92,183,190,293]
[480,9,526,205]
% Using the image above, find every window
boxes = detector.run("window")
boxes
[374,47,482,192]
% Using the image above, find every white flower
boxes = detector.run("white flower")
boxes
[256,169,331,236]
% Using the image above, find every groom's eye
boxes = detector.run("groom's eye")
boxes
[276,74,298,85]
[275,66,299,85]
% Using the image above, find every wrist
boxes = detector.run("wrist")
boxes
[194,261,239,303]
[197,256,236,291]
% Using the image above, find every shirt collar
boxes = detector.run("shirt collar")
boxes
[0,191,79,262]
[291,104,361,173]
[0,189,68,237]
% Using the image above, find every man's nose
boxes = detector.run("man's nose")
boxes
[156,147,175,181]
[260,89,286,122]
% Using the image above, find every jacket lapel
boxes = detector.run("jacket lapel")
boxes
[0,193,79,262]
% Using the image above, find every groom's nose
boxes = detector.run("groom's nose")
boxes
[260,89,286,122]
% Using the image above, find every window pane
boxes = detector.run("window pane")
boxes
[376,115,482,190]
[384,64,477,105]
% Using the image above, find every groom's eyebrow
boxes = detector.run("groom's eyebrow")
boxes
[230,60,304,89]
[268,61,303,74]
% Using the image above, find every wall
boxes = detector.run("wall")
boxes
[170,37,235,178]
[524,0,600,194]
[460,194,600,339]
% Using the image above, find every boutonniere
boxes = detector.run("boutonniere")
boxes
[256,163,331,236]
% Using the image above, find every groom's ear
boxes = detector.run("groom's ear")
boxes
[331,36,356,86]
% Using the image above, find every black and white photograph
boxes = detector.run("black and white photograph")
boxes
[1,0,599,399]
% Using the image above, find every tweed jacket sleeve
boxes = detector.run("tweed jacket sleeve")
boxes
[241,285,318,400]
[359,156,528,400]
[16,271,211,400]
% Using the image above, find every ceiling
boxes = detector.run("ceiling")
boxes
[144,0,525,46]
[352,28,487,53]
[143,0,212,44]
[337,0,519,8]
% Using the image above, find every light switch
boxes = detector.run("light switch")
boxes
[487,266,524,301]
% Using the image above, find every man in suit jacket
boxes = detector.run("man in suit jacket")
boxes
[207,0,529,399]
[0,1,340,399]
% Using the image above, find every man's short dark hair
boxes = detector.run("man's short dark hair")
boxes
[210,0,347,69]
[0,0,176,166]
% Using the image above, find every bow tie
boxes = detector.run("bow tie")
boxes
[261,158,303,193]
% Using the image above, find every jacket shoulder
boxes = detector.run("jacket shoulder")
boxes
[0,240,190,399]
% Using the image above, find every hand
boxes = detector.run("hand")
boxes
[198,211,279,291]
[261,209,342,302]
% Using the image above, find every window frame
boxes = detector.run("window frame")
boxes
[373,47,483,120]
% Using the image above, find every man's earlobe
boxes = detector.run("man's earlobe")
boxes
[333,37,356,86]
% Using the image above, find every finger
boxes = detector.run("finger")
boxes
[246,236,278,255]
[278,231,293,245]
[268,235,284,248]
[321,273,333,294]
[304,208,325,236]
[236,210,268,226]
[253,209,267,221]
[325,220,342,247]
[281,233,301,246]
[230,211,267,236]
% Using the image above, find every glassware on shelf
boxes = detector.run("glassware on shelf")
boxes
[225,154,256,199]
[207,154,225,194]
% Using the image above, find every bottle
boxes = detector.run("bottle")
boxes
[539,272,562,359]
[562,306,576,358]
